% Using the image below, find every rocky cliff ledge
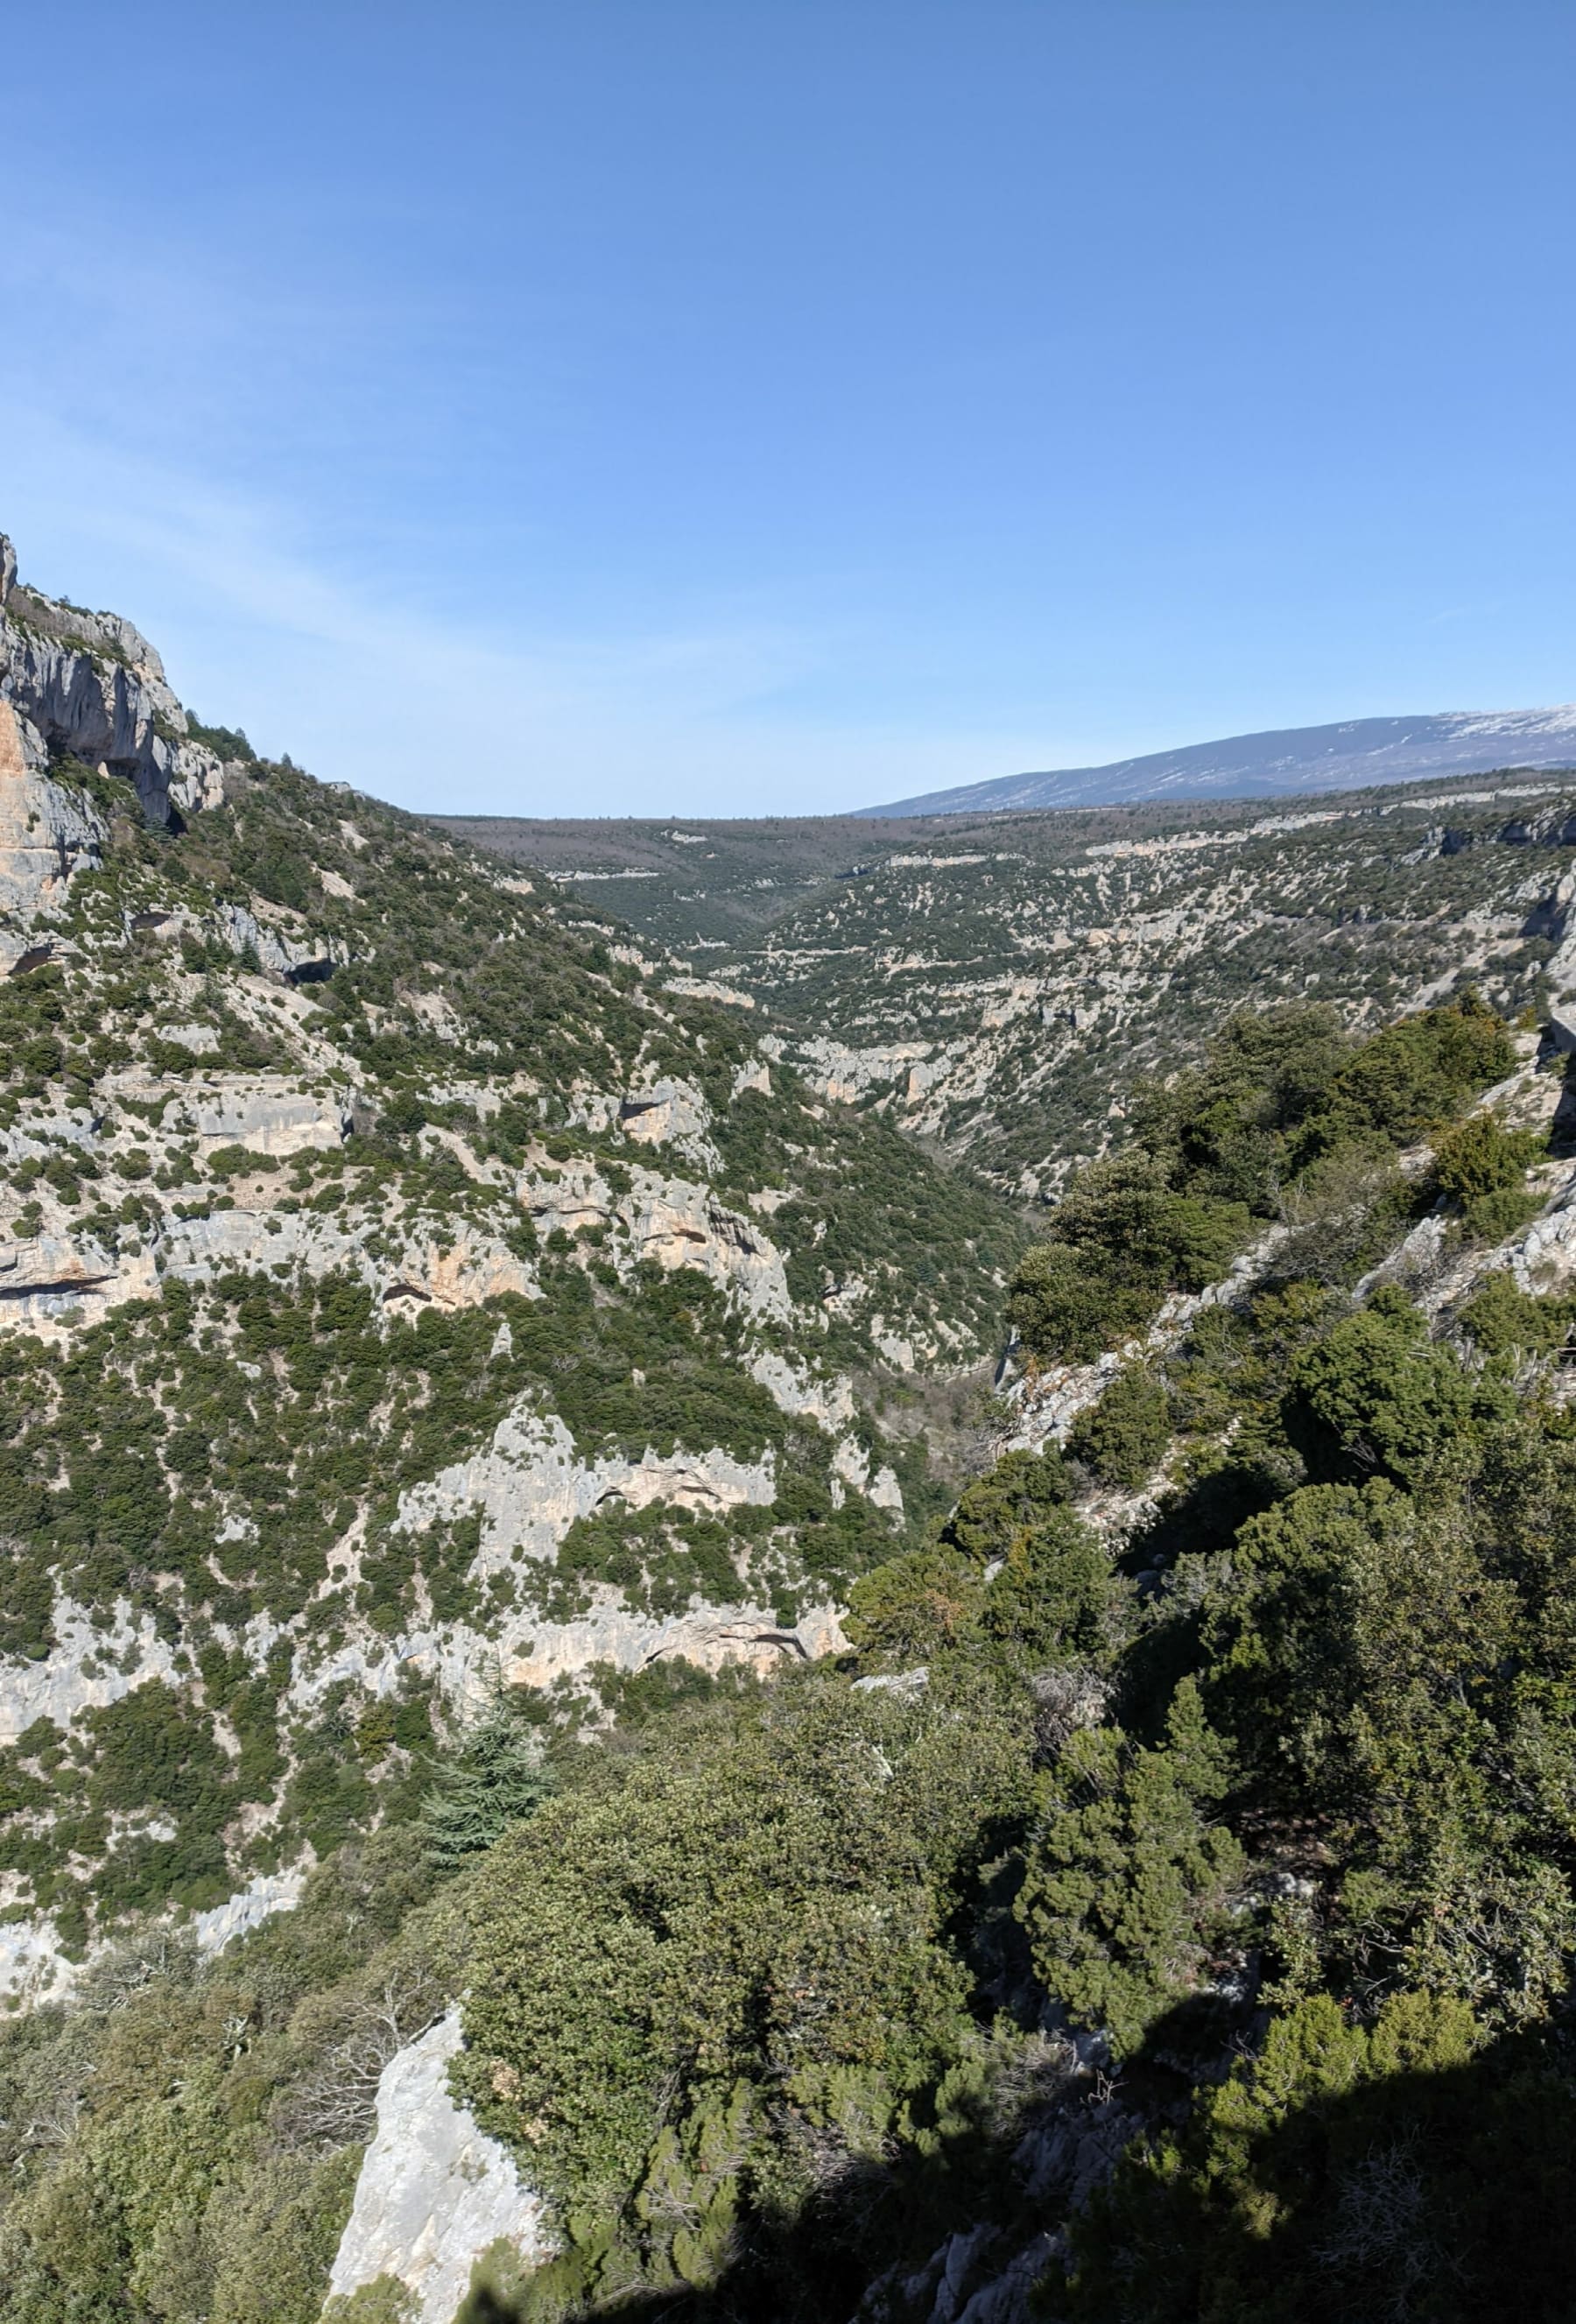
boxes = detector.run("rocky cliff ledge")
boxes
[0,532,228,839]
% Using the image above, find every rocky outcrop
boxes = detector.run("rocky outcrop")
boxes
[619,1074,718,1168]
[0,533,227,832]
[327,2011,552,2323]
[0,1596,181,1745]
[0,700,108,933]
[0,1233,139,1329]
[523,1158,792,1320]
[298,1588,848,1722]
[161,1205,537,1315]
[623,1172,791,1318]
[179,1074,351,1158]
[393,1405,775,1571]
[745,1348,856,1432]
[211,899,341,983]
[796,1035,945,1107]
[663,974,756,1010]
[0,1859,310,2032]
[0,1205,538,1341]
[832,1435,904,1511]
[190,1863,307,1952]
[379,1233,538,1313]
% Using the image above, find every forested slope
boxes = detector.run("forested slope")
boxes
[0,532,1020,1997]
[7,533,1576,2321]
[6,982,1576,2320]
[447,779,1576,1201]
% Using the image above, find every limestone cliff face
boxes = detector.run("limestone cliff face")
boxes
[523,1151,792,1319]
[0,532,228,848]
[0,697,107,943]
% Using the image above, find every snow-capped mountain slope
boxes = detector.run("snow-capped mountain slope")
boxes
[856,706,1576,816]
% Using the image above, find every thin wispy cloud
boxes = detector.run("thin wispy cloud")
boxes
[1,399,1050,815]
[8,4,1574,813]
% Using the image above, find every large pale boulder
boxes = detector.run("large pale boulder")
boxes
[327,2010,551,2323]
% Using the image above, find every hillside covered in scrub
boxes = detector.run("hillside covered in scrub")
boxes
[452,778,1576,1201]
[0,532,1024,1993]
[9,532,1576,2321]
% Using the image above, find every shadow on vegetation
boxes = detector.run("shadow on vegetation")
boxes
[458,2002,1576,2324]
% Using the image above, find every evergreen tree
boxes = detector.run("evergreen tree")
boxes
[421,1696,555,1874]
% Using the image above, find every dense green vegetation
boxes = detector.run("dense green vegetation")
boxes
[1009,997,1516,1363]
[14,1271,1576,2323]
[0,734,1024,1947]
[17,1217,1551,2321]
[11,595,1576,2319]
[0,1242,935,1936]
[416,1025,1575,2318]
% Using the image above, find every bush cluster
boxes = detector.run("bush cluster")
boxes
[1010,997,1519,1363]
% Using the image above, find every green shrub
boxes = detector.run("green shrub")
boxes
[1016,1679,1244,2058]
[1302,993,1516,1158]
[1429,1109,1545,1241]
[1010,1157,1249,1363]
[1459,1181,1544,1243]
[186,718,258,764]
[976,1506,1126,1666]
[1431,1110,1544,1203]
[937,1445,1071,1561]
[1010,1002,1515,1365]
[422,1697,555,1874]
[1066,1365,1171,1489]
[1283,1291,1509,1485]
[1458,1271,1573,1357]
[843,1547,984,1663]
[455,1672,1030,2223]
[1054,1990,1540,2323]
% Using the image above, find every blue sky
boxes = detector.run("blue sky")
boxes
[4,1,1576,816]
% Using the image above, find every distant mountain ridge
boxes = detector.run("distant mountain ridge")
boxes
[856,705,1576,816]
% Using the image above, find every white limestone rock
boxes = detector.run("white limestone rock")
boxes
[392,1403,775,1572]
[212,899,341,983]
[0,1196,539,1343]
[0,579,191,827]
[0,1912,78,2011]
[832,1435,904,1515]
[292,1586,847,1721]
[744,1348,855,1432]
[521,1155,615,1236]
[0,701,107,925]
[0,1596,180,1744]
[181,1076,350,1158]
[665,975,756,1011]
[795,1035,939,1106]
[0,1233,153,1334]
[619,1075,718,1168]
[622,1170,792,1319]
[522,1159,792,1320]
[190,1863,307,1952]
[327,2010,552,2324]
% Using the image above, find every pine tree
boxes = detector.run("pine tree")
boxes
[422,1698,556,1873]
